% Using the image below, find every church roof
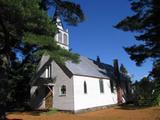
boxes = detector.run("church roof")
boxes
[31,55,129,86]
[65,56,114,79]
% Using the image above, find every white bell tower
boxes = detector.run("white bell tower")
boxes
[53,8,69,50]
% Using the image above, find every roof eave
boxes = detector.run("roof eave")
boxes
[73,74,110,80]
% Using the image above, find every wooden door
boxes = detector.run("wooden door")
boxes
[45,86,53,109]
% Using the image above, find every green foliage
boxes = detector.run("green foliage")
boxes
[0,0,84,111]
[132,77,154,105]
[115,0,160,66]
[41,108,58,115]
[115,0,160,105]
[120,64,128,74]
[0,0,53,108]
[24,32,80,64]
[0,56,37,110]
[0,0,55,72]
[151,61,160,106]
[152,79,160,106]
[40,0,85,26]
[139,77,153,99]
[0,0,84,72]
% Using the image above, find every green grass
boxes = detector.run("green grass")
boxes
[41,108,58,115]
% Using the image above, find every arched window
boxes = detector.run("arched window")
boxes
[84,81,87,94]
[99,79,104,93]
[58,32,62,43]
[63,33,68,45]
[60,85,66,95]
[45,65,51,78]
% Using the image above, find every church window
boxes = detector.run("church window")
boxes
[63,33,67,45]
[60,85,66,96]
[99,79,104,93]
[110,79,114,93]
[84,81,87,94]
[45,65,51,78]
[110,79,116,93]
[58,32,62,43]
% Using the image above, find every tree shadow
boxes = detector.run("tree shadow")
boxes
[151,107,160,114]
[23,111,41,116]
[116,104,151,110]
[19,110,49,116]
[6,110,47,119]
[6,118,23,120]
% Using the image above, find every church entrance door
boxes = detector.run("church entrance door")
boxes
[45,86,53,109]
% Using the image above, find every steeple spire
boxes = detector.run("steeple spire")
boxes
[53,7,69,50]
[53,7,64,30]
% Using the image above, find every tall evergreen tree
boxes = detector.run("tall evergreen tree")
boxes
[132,77,154,105]
[0,0,84,113]
[115,0,160,105]
[0,0,84,72]
[151,61,160,105]
[120,64,128,74]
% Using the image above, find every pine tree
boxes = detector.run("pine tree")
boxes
[40,0,85,26]
[0,0,84,72]
[0,0,84,113]
[151,61,160,105]
[120,64,128,75]
[115,0,160,105]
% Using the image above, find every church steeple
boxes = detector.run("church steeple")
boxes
[53,8,63,30]
[53,8,69,50]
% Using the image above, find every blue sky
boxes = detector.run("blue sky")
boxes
[49,0,152,81]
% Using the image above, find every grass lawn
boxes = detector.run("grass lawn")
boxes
[7,106,160,120]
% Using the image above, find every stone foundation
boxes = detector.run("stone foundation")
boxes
[57,104,117,114]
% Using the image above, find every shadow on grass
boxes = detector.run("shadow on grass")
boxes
[6,118,23,120]
[6,110,49,120]
[8,109,58,117]
[116,103,152,110]
[21,110,48,116]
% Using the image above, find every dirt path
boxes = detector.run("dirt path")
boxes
[7,106,160,120]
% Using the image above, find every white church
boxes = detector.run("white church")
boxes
[30,9,131,113]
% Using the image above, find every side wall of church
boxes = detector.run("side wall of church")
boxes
[73,75,118,111]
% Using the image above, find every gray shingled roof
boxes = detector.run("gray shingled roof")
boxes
[65,56,114,79]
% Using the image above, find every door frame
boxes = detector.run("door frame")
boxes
[44,84,54,109]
